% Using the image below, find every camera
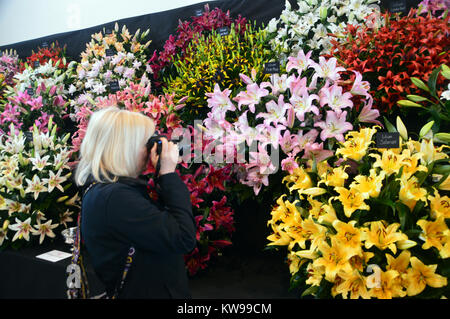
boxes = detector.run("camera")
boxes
[145,134,184,157]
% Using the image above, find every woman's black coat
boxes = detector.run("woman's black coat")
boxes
[80,172,196,298]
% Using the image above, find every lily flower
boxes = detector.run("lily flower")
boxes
[314,110,353,142]
[362,221,408,254]
[32,219,58,244]
[286,49,313,73]
[311,56,345,82]
[8,217,33,242]
[289,87,319,121]
[256,95,289,125]
[25,174,48,200]
[313,237,354,282]
[319,84,353,112]
[30,152,50,172]
[42,170,67,193]
[404,257,447,296]
[233,83,269,113]
[205,83,235,115]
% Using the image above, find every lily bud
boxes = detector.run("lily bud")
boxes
[434,133,450,144]
[396,116,408,141]
[57,196,69,203]
[319,7,328,20]
[441,64,450,80]
[3,220,9,230]
[396,240,417,250]
[419,121,434,139]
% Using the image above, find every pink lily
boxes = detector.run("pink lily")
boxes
[298,129,319,149]
[319,84,353,111]
[350,71,371,99]
[314,110,353,142]
[27,96,43,111]
[311,56,345,82]
[256,94,289,125]
[358,99,382,126]
[289,87,320,121]
[302,142,334,162]
[287,74,309,96]
[205,83,235,115]
[281,156,299,174]
[234,111,259,146]
[239,68,257,85]
[279,130,301,156]
[241,166,270,195]
[286,49,313,73]
[233,83,269,113]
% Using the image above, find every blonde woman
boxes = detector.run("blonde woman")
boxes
[75,106,196,299]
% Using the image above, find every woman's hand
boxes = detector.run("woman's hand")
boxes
[150,137,179,176]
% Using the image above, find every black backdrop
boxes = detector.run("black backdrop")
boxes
[0,0,421,60]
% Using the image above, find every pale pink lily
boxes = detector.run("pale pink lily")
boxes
[205,83,235,115]
[241,166,270,195]
[233,83,269,113]
[314,110,353,142]
[319,84,353,111]
[302,142,334,162]
[256,94,290,125]
[358,99,382,126]
[8,217,33,242]
[286,49,313,73]
[281,156,299,174]
[248,143,277,175]
[239,68,257,85]
[351,71,371,99]
[203,115,232,140]
[279,130,301,156]
[256,123,285,149]
[287,74,309,96]
[261,74,289,95]
[234,112,260,146]
[289,87,320,121]
[298,129,319,149]
[311,57,345,82]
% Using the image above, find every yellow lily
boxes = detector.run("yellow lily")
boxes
[317,202,338,224]
[417,216,449,251]
[362,221,408,254]
[268,195,288,225]
[313,237,354,282]
[319,165,349,188]
[398,175,428,211]
[302,217,327,251]
[287,251,307,275]
[332,220,363,255]
[400,149,428,178]
[333,187,370,218]
[336,136,371,162]
[305,263,324,287]
[386,250,411,274]
[283,167,312,193]
[349,251,374,272]
[267,223,291,246]
[369,269,406,299]
[438,174,450,191]
[350,169,386,199]
[428,188,450,219]
[333,269,371,299]
[404,257,448,296]
[369,150,405,176]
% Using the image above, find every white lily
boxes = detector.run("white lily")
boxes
[8,217,33,242]
[30,152,51,172]
[32,219,58,244]
[25,175,48,200]
[43,170,67,193]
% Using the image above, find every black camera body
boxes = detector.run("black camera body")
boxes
[146,134,181,156]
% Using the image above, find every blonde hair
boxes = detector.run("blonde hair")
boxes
[75,106,155,186]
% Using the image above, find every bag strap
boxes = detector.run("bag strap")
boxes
[68,181,136,299]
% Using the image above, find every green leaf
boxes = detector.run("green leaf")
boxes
[428,65,442,96]
[395,201,411,231]
[301,285,318,297]
[383,116,397,133]
[433,165,450,175]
